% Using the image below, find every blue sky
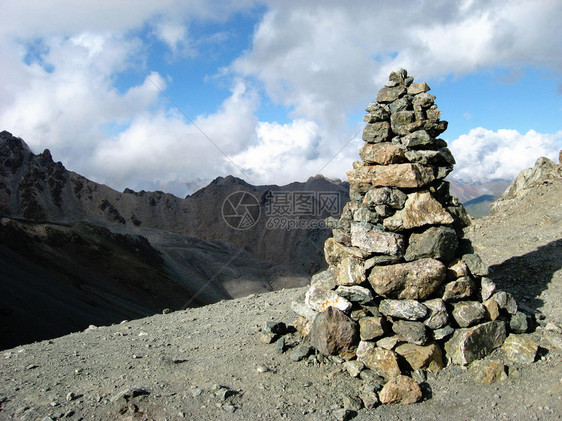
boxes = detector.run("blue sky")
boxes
[1,1,561,196]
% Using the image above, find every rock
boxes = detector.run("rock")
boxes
[383,191,453,231]
[483,299,501,321]
[444,320,507,365]
[503,335,538,364]
[257,331,278,344]
[305,285,352,313]
[442,277,476,301]
[360,143,405,164]
[332,408,352,421]
[509,311,530,333]
[407,82,430,95]
[395,342,445,372]
[350,222,405,255]
[359,369,386,389]
[412,92,436,108]
[291,300,318,322]
[311,268,337,290]
[110,387,150,403]
[335,256,366,286]
[501,156,561,199]
[347,163,435,190]
[462,253,488,276]
[392,320,428,345]
[491,291,518,315]
[359,386,380,408]
[379,375,422,405]
[391,111,415,135]
[335,285,373,304]
[364,103,390,122]
[400,130,437,149]
[432,325,454,341]
[470,360,507,384]
[480,277,497,301]
[274,337,286,354]
[388,97,411,114]
[343,360,365,378]
[215,387,235,400]
[404,148,454,166]
[422,298,449,329]
[353,206,379,223]
[404,226,458,262]
[377,335,401,350]
[357,346,402,379]
[262,321,286,335]
[451,301,487,328]
[369,259,446,300]
[411,368,427,383]
[309,307,359,356]
[363,254,403,269]
[363,186,407,210]
[324,238,368,266]
[290,343,313,362]
[362,122,392,143]
[359,317,386,341]
[342,394,363,411]
[379,299,428,320]
[446,259,470,281]
[376,85,407,103]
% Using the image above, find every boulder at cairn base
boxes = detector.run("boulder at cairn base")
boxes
[309,306,359,356]
[444,320,507,365]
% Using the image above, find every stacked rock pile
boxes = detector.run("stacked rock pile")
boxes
[290,69,531,405]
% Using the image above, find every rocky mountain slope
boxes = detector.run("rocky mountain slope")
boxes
[0,130,348,274]
[0,158,560,420]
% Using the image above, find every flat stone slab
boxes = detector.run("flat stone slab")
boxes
[347,163,434,190]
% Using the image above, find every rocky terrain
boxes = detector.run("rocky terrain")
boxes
[0,170,560,420]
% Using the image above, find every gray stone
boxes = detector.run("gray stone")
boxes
[332,408,352,421]
[309,307,359,356]
[400,130,435,149]
[290,344,313,362]
[363,187,407,210]
[411,368,427,383]
[392,320,428,345]
[422,298,449,329]
[404,148,455,166]
[480,277,497,301]
[383,191,454,231]
[377,335,401,350]
[389,97,411,114]
[274,336,286,354]
[362,122,392,143]
[502,334,538,364]
[359,386,380,408]
[491,291,518,315]
[379,375,422,405]
[405,226,459,262]
[364,254,403,270]
[350,222,405,255]
[305,285,352,313]
[432,325,454,341]
[291,300,318,322]
[379,299,428,320]
[412,92,436,108]
[391,111,415,135]
[369,259,447,300]
[336,285,373,304]
[442,277,476,301]
[364,103,390,122]
[262,321,286,335]
[451,301,487,328]
[462,253,488,276]
[353,206,380,223]
[359,316,386,341]
[509,311,530,333]
[389,69,408,83]
[359,369,386,389]
[311,268,337,290]
[444,320,507,365]
[407,82,430,95]
[377,85,407,103]
[342,394,363,411]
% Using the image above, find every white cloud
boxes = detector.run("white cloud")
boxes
[449,127,562,182]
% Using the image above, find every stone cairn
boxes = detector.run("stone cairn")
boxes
[285,69,530,406]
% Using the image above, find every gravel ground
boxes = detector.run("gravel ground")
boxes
[1,179,561,421]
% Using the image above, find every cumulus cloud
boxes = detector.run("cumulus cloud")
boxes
[449,127,562,182]
[0,0,560,196]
